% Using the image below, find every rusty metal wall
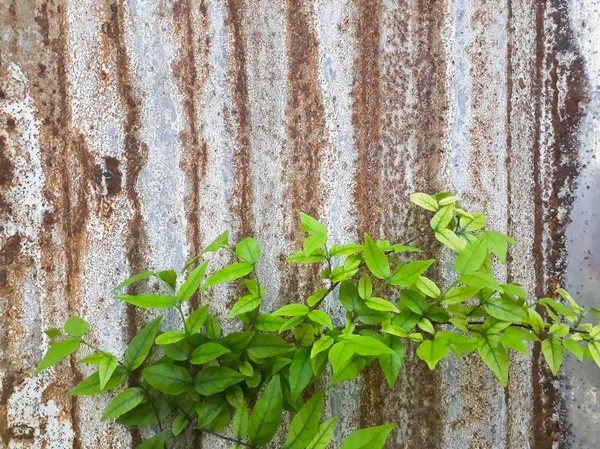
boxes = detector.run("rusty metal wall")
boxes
[1,0,599,447]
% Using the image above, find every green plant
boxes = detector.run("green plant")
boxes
[36,192,600,449]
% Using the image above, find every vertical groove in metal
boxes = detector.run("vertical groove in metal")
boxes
[0,0,596,447]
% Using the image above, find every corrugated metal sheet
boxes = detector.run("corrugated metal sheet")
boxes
[1,0,598,447]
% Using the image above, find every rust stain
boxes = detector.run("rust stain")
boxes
[530,0,588,447]
[280,0,327,304]
[225,0,255,239]
[170,0,210,310]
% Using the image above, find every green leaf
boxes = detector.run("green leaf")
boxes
[307,310,334,330]
[155,331,186,345]
[363,234,390,280]
[454,236,488,275]
[64,316,88,337]
[306,417,338,449]
[99,355,118,389]
[329,244,364,257]
[135,432,166,449]
[358,274,373,300]
[416,339,449,369]
[430,205,454,231]
[190,342,231,365]
[142,364,193,395]
[442,286,481,304]
[459,212,487,232]
[177,260,209,302]
[229,295,262,318]
[389,260,435,286]
[185,305,209,334]
[248,374,283,447]
[233,402,249,439]
[364,297,399,313]
[410,192,438,211]
[289,349,313,402]
[236,237,261,264]
[477,336,509,387]
[195,366,245,395]
[202,263,254,290]
[337,334,394,356]
[399,290,427,315]
[101,387,145,421]
[285,390,324,449]
[273,304,310,317]
[378,335,404,388]
[483,298,527,322]
[435,228,463,252]
[247,334,292,358]
[172,415,189,436]
[36,338,80,374]
[542,337,563,376]
[300,212,327,236]
[339,281,364,313]
[340,424,397,449]
[124,316,162,371]
[114,294,175,309]
[458,272,504,293]
[112,271,155,292]
[68,366,127,396]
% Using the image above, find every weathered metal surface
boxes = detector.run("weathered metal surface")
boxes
[0,0,598,447]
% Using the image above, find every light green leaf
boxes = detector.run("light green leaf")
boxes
[454,236,488,275]
[185,305,209,334]
[410,193,438,211]
[416,339,449,369]
[195,366,245,395]
[273,304,310,317]
[36,338,80,374]
[289,349,313,402]
[542,337,563,376]
[172,415,189,436]
[102,387,145,421]
[248,374,283,447]
[115,294,175,309]
[124,317,162,371]
[378,335,404,388]
[99,355,118,389]
[64,316,88,337]
[340,424,397,449]
[358,274,373,300]
[155,331,186,345]
[308,310,334,329]
[389,260,435,286]
[135,432,166,449]
[247,334,292,359]
[190,342,231,365]
[306,416,339,449]
[177,260,209,302]
[364,297,399,313]
[236,237,261,264]
[430,205,454,231]
[233,402,249,439]
[229,295,262,318]
[112,271,155,292]
[477,336,509,387]
[142,364,193,395]
[483,298,527,322]
[202,263,254,290]
[285,390,324,449]
[364,234,390,279]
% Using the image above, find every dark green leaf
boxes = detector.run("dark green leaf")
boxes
[248,374,283,447]
[195,366,245,395]
[102,387,145,421]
